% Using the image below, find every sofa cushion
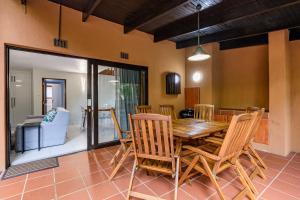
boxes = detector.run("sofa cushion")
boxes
[43,110,57,122]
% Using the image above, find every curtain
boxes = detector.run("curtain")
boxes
[115,68,146,131]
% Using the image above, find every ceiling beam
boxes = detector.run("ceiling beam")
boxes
[82,0,103,22]
[124,0,189,34]
[176,19,300,49]
[155,0,300,42]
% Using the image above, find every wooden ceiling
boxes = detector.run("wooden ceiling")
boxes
[49,0,300,49]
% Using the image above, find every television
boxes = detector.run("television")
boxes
[166,72,181,95]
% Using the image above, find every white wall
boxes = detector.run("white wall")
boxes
[32,69,87,125]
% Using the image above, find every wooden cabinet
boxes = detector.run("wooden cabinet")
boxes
[185,87,200,108]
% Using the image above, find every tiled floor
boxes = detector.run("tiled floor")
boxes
[1,146,300,200]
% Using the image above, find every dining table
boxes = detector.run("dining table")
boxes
[173,118,229,139]
[172,118,229,153]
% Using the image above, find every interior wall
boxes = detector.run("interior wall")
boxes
[32,69,87,125]
[218,45,269,109]
[290,40,300,152]
[185,44,269,110]
[0,0,185,169]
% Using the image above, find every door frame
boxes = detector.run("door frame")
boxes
[4,44,148,168]
[88,59,148,149]
[42,78,67,114]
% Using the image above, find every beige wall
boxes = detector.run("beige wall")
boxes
[290,40,300,152]
[218,45,269,109]
[185,44,269,110]
[264,30,291,156]
[0,0,185,169]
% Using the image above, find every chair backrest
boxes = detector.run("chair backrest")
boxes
[218,112,258,161]
[129,113,175,164]
[244,108,265,146]
[110,108,123,140]
[159,105,177,120]
[194,104,214,121]
[135,105,152,113]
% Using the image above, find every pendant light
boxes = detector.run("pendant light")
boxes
[188,4,211,61]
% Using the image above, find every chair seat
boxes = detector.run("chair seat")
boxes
[139,159,173,175]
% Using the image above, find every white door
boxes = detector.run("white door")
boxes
[10,70,32,128]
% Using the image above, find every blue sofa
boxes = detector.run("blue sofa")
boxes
[15,107,70,152]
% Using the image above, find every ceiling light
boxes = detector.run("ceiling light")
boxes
[188,4,210,62]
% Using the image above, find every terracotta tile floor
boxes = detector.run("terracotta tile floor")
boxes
[1,146,300,200]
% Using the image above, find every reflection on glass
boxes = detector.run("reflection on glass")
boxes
[97,66,146,144]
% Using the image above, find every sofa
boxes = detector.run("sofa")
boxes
[15,107,70,152]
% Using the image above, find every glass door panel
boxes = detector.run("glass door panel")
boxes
[94,63,147,146]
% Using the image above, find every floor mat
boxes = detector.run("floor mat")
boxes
[2,157,59,180]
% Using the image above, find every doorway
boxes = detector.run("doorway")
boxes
[6,47,88,166]
[42,78,66,114]
[87,60,148,148]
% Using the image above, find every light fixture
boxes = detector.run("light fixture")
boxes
[188,4,211,62]
[192,72,203,82]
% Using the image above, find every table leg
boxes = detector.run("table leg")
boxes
[38,125,41,151]
[22,126,25,154]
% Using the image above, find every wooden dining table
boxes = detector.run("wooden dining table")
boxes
[172,118,229,139]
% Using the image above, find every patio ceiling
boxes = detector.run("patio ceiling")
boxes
[49,0,300,49]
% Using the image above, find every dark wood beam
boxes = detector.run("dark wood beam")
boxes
[176,19,300,49]
[82,0,103,22]
[155,0,300,42]
[124,0,189,34]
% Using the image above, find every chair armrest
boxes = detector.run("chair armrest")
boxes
[182,145,221,161]
[204,137,224,145]
[119,138,132,143]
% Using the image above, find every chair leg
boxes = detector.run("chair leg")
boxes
[109,144,132,180]
[127,158,138,200]
[244,151,266,180]
[199,156,226,200]
[179,155,199,185]
[233,163,256,200]
[236,160,258,195]
[249,144,267,170]
[174,157,180,200]
[109,145,123,166]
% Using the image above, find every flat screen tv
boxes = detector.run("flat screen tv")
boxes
[166,72,181,95]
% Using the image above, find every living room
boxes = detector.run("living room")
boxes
[9,49,89,165]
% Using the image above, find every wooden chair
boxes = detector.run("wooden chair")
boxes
[194,104,214,121]
[207,108,267,179]
[135,105,152,113]
[242,108,267,179]
[179,112,259,200]
[108,109,133,180]
[160,104,177,120]
[127,113,180,200]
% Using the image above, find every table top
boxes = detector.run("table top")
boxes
[172,118,229,139]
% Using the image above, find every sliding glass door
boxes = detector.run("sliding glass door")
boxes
[87,60,147,148]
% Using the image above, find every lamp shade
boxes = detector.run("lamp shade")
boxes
[187,46,211,61]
